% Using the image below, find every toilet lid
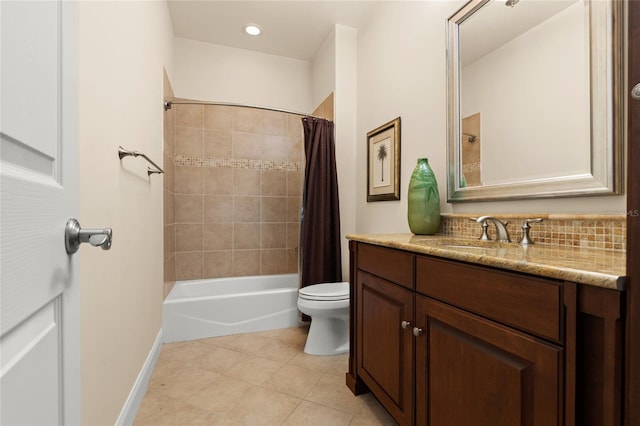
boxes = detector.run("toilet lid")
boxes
[299,282,349,301]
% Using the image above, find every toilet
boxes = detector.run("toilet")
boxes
[297,282,350,355]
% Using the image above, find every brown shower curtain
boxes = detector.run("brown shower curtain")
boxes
[299,117,342,288]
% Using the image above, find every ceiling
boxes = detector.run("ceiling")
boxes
[167,1,381,61]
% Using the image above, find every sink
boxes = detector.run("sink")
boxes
[442,244,487,250]
[408,236,516,251]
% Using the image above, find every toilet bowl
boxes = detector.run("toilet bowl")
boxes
[297,282,350,355]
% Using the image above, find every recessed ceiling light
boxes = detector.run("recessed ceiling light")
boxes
[244,24,262,36]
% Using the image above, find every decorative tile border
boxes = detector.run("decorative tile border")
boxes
[173,155,303,172]
[461,162,480,173]
[440,213,627,252]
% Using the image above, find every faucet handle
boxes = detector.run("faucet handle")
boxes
[470,217,491,241]
[519,218,543,245]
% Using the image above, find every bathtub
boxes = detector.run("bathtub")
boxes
[162,273,300,343]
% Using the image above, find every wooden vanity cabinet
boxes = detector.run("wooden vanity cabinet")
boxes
[356,270,414,425]
[415,255,564,426]
[347,241,624,426]
[352,242,416,424]
[414,295,562,426]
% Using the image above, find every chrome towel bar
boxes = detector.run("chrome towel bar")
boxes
[118,146,164,176]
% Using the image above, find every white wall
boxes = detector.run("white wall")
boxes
[172,37,312,113]
[356,1,625,234]
[357,1,464,233]
[311,29,336,109]
[78,1,173,424]
[333,25,358,280]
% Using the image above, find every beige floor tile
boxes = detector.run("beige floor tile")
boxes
[249,328,290,339]
[188,374,252,414]
[349,393,399,426]
[274,325,310,347]
[262,363,323,398]
[224,355,284,385]
[136,327,395,425]
[257,338,301,363]
[224,385,302,425]
[155,366,220,401]
[324,352,350,377]
[146,359,186,391]
[283,400,353,426]
[189,345,252,375]
[199,333,245,349]
[287,351,344,373]
[305,374,364,414]
[159,340,212,363]
[134,393,210,426]
[223,333,275,356]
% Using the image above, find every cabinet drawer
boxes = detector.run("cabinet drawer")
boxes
[416,256,563,343]
[357,244,414,289]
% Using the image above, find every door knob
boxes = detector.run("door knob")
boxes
[413,327,423,336]
[65,218,112,254]
[401,320,411,329]
[632,83,640,100]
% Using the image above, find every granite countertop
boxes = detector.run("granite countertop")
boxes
[347,233,626,290]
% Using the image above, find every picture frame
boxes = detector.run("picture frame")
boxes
[367,117,401,202]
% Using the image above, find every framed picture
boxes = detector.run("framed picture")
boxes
[367,117,401,202]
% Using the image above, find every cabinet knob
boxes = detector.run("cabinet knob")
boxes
[413,327,423,336]
[401,320,411,329]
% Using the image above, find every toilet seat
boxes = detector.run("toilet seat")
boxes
[299,282,349,301]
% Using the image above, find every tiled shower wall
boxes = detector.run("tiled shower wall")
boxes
[169,103,304,281]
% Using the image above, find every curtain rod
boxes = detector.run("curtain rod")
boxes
[163,99,325,120]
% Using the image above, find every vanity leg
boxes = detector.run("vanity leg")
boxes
[346,371,369,395]
[347,240,370,395]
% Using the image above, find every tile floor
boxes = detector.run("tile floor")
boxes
[134,326,398,425]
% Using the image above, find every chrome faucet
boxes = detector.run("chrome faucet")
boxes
[475,216,511,242]
[519,218,543,245]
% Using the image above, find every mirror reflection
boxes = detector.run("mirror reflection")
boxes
[460,0,587,187]
[447,0,624,201]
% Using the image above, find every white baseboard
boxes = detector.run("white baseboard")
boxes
[116,329,163,426]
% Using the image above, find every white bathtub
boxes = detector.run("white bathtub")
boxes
[162,273,300,343]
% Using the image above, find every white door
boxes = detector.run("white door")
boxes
[1,1,80,425]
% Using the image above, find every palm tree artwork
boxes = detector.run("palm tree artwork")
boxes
[377,143,388,182]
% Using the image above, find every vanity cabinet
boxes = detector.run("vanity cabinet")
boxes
[356,270,414,425]
[414,296,562,426]
[352,242,416,424]
[347,241,623,426]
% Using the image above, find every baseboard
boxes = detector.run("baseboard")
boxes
[116,328,163,426]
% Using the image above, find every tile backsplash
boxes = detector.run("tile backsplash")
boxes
[440,213,626,252]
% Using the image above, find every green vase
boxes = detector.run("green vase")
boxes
[408,158,441,235]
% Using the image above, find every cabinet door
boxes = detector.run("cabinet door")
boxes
[415,296,562,426]
[356,270,414,425]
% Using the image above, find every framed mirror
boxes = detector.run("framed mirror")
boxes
[447,0,625,202]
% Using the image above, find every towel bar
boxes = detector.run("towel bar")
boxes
[118,146,164,176]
